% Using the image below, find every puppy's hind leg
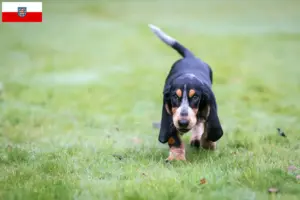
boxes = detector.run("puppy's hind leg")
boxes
[200,124,217,150]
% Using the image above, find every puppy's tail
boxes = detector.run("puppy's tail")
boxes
[148,24,194,58]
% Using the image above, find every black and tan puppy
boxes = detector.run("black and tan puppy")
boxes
[148,24,223,161]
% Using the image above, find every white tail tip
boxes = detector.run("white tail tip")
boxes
[148,24,160,32]
[148,24,176,46]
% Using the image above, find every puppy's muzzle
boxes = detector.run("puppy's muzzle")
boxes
[178,119,189,127]
[177,109,190,132]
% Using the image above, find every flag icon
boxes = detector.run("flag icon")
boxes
[2,2,42,23]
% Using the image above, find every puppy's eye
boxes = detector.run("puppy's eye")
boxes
[171,95,180,104]
[192,95,199,101]
[173,95,180,100]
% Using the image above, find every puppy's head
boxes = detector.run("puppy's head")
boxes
[163,76,210,134]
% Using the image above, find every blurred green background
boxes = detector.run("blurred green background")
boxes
[0,1,300,200]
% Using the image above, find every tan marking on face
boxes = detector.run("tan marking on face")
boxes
[189,89,196,98]
[192,108,198,115]
[165,104,171,115]
[176,89,182,97]
[171,107,178,115]
[168,137,175,145]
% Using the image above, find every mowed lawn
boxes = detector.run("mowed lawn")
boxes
[1,1,300,199]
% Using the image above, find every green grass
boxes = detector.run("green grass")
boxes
[1,0,300,199]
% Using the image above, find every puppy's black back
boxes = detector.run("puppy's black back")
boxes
[165,57,213,89]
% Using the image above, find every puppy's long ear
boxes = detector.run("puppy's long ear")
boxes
[197,85,212,120]
[205,92,223,142]
[158,85,173,143]
[206,104,223,142]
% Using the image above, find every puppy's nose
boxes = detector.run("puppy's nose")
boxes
[178,119,189,128]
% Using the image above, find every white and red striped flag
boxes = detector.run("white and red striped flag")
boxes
[2,2,42,23]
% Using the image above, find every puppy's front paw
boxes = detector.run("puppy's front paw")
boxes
[165,146,186,162]
[190,139,201,148]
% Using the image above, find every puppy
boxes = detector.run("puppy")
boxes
[148,24,223,161]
